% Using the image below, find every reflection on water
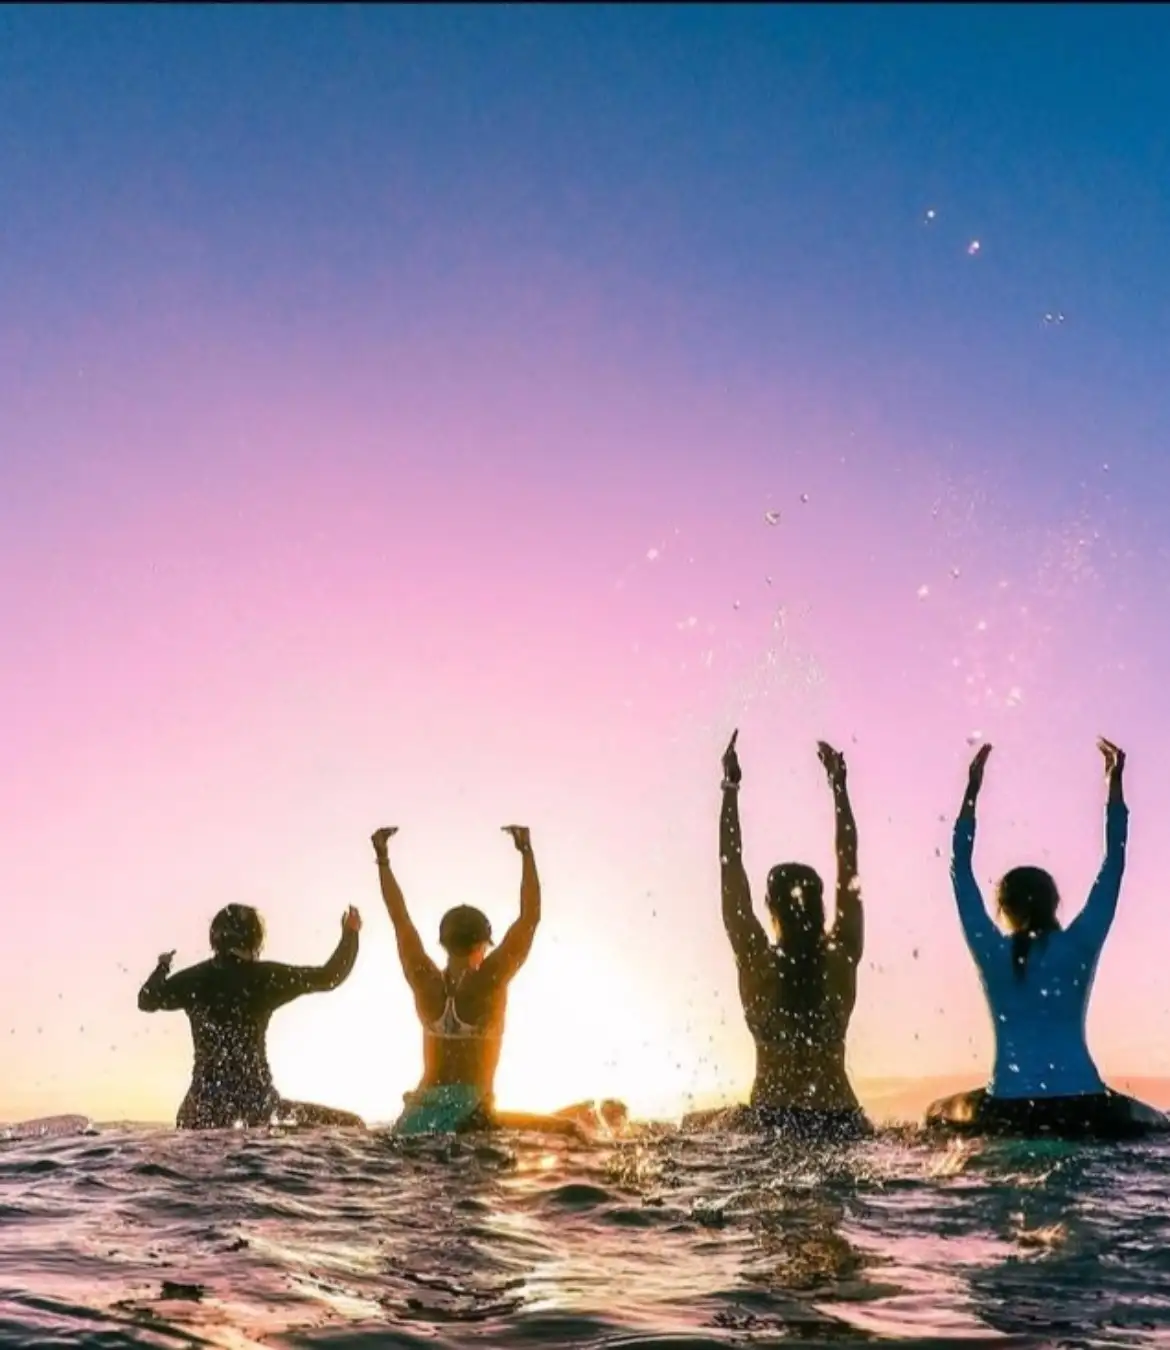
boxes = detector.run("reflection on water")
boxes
[0,1125,1168,1346]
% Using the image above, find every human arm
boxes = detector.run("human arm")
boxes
[1067,738,1129,949]
[262,908,362,1007]
[719,731,769,967]
[372,827,439,992]
[819,742,863,962]
[951,743,1000,960]
[137,950,187,1012]
[483,826,541,982]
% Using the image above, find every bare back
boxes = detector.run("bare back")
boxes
[735,936,859,1111]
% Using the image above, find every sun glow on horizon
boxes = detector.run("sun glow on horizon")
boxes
[265,919,753,1125]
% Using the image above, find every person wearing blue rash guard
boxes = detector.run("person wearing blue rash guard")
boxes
[927,738,1168,1140]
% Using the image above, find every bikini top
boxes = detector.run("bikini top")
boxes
[426,971,489,1042]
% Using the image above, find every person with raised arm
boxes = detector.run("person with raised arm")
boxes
[138,903,365,1129]
[373,823,579,1135]
[927,738,1167,1139]
[685,731,871,1141]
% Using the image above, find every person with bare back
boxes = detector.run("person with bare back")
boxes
[927,737,1168,1139]
[686,731,871,1141]
[372,823,585,1135]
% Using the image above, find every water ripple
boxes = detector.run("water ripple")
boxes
[0,1125,1168,1346]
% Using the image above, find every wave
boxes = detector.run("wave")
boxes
[1,1125,1168,1346]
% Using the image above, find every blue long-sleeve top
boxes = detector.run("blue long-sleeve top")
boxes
[951,801,1128,1099]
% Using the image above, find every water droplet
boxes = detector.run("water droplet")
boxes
[764,575,773,586]
[975,618,987,632]
[966,731,983,746]
[646,548,659,561]
[799,492,809,504]
[1006,686,1023,707]
[967,239,981,256]
[924,207,937,222]
[917,584,930,599]
[764,509,780,526]
[950,566,961,579]
[732,599,741,610]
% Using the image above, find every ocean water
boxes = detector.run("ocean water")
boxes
[1,1121,1169,1348]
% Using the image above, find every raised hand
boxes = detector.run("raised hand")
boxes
[1098,737,1126,779]
[341,906,362,934]
[502,825,532,853]
[722,730,742,786]
[967,742,993,792]
[370,826,398,860]
[158,950,176,972]
[817,740,847,787]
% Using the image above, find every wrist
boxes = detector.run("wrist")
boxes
[721,779,740,792]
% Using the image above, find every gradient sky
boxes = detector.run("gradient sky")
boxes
[3,4,1170,1124]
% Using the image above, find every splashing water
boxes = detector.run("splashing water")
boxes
[4,1126,1170,1347]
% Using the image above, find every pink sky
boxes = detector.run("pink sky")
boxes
[1,285,1168,1126]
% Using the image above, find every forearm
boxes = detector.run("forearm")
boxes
[720,786,752,925]
[719,786,743,863]
[1107,767,1126,811]
[137,961,171,1012]
[1104,793,1129,862]
[320,927,359,988]
[949,816,988,934]
[957,783,980,822]
[832,782,858,876]
[518,847,540,926]
[377,857,426,964]
[377,857,411,926]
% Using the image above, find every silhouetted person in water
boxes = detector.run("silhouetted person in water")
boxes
[373,824,549,1134]
[928,738,1167,1139]
[689,731,869,1140]
[138,903,364,1130]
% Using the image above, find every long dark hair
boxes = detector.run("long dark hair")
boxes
[995,867,1061,979]
[765,863,828,1007]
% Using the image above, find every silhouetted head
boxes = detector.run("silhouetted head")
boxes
[765,863,826,950]
[439,906,493,968]
[210,904,265,960]
[996,866,1061,980]
[996,867,1061,935]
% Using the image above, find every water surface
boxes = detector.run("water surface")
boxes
[1,1123,1167,1347]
